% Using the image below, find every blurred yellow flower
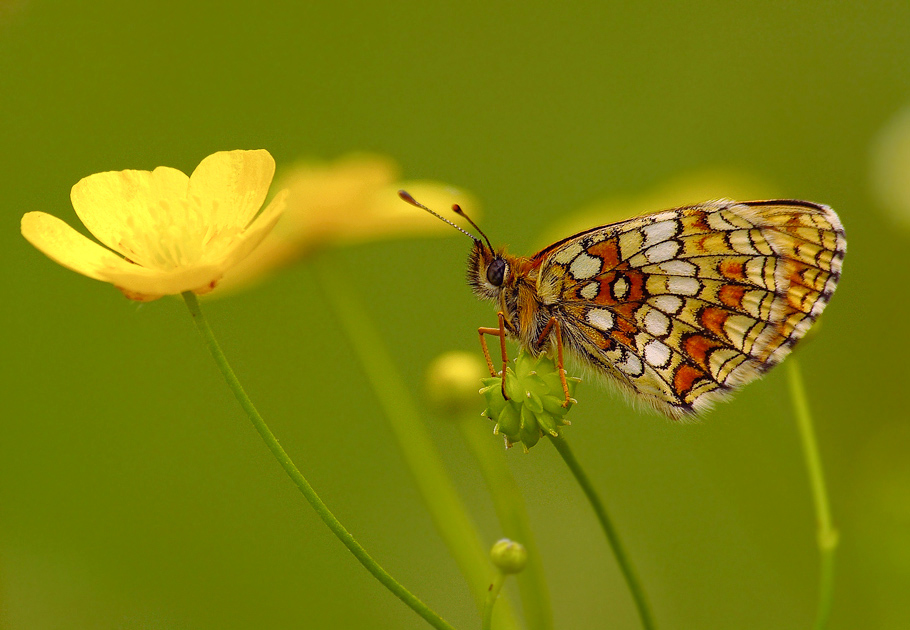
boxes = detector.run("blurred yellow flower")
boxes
[216,153,479,292]
[424,350,488,416]
[21,149,287,301]
[871,105,910,230]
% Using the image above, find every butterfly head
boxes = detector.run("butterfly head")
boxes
[398,189,508,302]
[466,240,510,302]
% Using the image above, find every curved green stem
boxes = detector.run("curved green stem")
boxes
[786,358,838,629]
[550,434,655,630]
[482,572,507,630]
[312,261,519,630]
[182,292,455,630]
[459,415,553,630]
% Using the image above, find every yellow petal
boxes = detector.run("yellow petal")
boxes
[212,155,481,296]
[96,261,224,298]
[187,149,275,230]
[70,166,190,258]
[21,211,139,281]
[279,154,399,213]
[98,190,288,298]
[267,154,399,239]
[222,189,289,270]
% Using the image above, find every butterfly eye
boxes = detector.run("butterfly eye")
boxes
[486,259,507,287]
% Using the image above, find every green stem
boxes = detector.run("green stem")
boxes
[312,262,519,630]
[482,573,507,630]
[182,292,455,630]
[550,435,655,630]
[459,415,553,630]
[786,358,838,629]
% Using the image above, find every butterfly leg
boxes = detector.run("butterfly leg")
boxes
[478,312,510,400]
[536,316,572,407]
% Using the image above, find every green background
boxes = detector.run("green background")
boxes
[2,1,909,628]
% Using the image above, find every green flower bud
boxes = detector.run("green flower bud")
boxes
[490,539,528,574]
[425,351,488,416]
[480,350,580,450]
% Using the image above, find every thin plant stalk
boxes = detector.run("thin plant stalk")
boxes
[550,434,655,630]
[482,572,507,630]
[313,262,520,630]
[786,358,838,629]
[182,291,456,630]
[459,415,554,630]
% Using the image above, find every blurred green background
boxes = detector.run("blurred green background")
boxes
[2,1,909,628]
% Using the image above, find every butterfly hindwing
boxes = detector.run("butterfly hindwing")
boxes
[534,199,846,418]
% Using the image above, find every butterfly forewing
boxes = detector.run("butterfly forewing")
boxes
[534,199,845,418]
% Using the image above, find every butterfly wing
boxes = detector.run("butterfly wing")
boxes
[534,199,846,418]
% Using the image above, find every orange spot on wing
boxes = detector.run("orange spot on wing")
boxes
[612,331,634,347]
[701,307,730,339]
[586,238,621,270]
[691,211,712,232]
[611,302,639,321]
[610,316,639,347]
[684,333,726,371]
[592,272,618,304]
[673,363,704,397]
[787,260,814,287]
[719,259,746,281]
[719,284,747,309]
[624,270,646,302]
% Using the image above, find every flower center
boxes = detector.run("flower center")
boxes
[116,196,243,270]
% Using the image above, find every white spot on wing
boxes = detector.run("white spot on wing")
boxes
[652,294,683,314]
[642,220,677,247]
[617,350,644,377]
[586,308,615,331]
[644,309,670,336]
[648,211,677,223]
[644,339,671,367]
[666,276,700,296]
[644,240,680,263]
[612,276,630,300]
[580,282,600,300]
[552,243,583,265]
[570,252,602,280]
[658,260,697,276]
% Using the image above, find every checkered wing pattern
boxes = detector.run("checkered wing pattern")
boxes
[534,199,846,418]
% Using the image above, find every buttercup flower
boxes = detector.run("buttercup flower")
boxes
[215,153,479,292]
[21,149,287,301]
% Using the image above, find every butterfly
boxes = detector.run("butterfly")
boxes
[400,191,846,419]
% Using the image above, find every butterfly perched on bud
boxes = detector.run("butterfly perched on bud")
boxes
[400,191,845,419]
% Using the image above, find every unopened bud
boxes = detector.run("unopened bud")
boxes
[490,539,527,574]
[425,351,487,416]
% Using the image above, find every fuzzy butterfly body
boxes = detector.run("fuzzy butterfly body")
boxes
[398,191,845,419]
[463,199,845,419]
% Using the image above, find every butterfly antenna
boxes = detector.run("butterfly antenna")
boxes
[451,204,494,253]
[398,190,481,244]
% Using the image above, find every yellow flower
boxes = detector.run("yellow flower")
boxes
[871,104,910,230]
[425,351,488,416]
[21,149,287,301]
[215,153,479,293]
